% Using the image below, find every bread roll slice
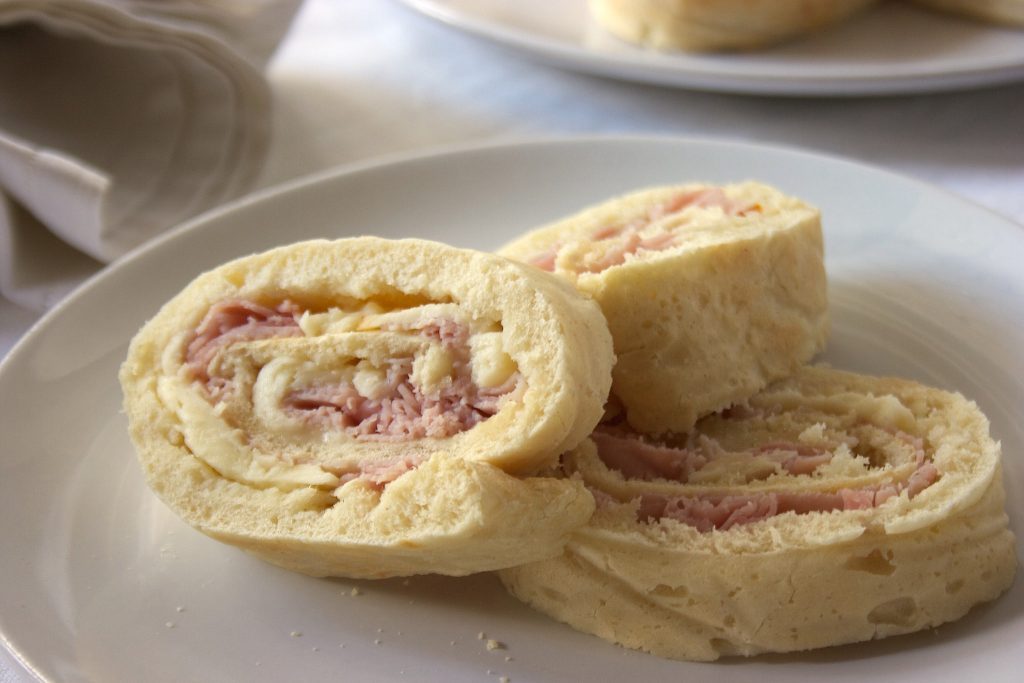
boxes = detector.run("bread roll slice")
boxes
[588,0,879,52]
[909,0,1024,26]
[499,366,1017,660]
[498,181,828,436]
[120,237,613,578]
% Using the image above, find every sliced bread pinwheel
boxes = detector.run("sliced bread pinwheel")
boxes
[499,366,1017,660]
[120,237,614,578]
[588,0,880,52]
[908,0,1024,26]
[499,181,829,435]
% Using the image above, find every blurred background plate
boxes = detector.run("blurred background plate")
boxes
[403,0,1024,95]
[1,137,1022,681]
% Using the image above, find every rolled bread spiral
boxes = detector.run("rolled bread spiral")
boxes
[499,366,1017,660]
[588,0,880,52]
[120,237,614,578]
[498,181,829,435]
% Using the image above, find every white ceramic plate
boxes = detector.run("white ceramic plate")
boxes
[1,138,1022,682]
[402,0,1024,95]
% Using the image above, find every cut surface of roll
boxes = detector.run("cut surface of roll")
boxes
[120,237,614,578]
[908,0,1024,26]
[499,181,828,435]
[588,0,880,52]
[499,366,1017,660]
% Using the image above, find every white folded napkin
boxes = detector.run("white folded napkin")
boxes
[0,0,301,310]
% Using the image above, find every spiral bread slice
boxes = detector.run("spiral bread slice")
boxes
[120,237,614,578]
[499,181,828,436]
[499,366,1017,660]
[908,0,1024,26]
[588,0,880,52]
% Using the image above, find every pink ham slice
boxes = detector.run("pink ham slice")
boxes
[590,422,939,532]
[755,443,835,476]
[592,430,707,482]
[527,247,559,272]
[185,299,303,384]
[334,454,428,490]
[597,188,759,244]
[580,188,761,274]
[629,460,940,532]
[183,298,522,492]
[637,494,780,533]
[284,315,518,441]
[653,187,757,219]
[594,431,833,483]
[188,299,520,442]
[524,187,760,274]
[580,232,682,274]
[283,367,512,441]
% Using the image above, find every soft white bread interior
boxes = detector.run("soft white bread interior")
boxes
[120,237,614,577]
[499,366,1017,660]
[588,0,880,52]
[499,181,829,436]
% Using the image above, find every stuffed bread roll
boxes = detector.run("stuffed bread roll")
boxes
[500,366,1017,660]
[908,0,1024,26]
[120,237,614,578]
[588,0,879,52]
[499,181,828,436]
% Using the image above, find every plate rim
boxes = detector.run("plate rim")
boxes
[400,0,1024,96]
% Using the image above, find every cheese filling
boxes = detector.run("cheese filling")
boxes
[159,297,524,492]
[527,186,763,275]
[586,393,940,533]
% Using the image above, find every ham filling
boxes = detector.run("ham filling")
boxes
[182,298,522,486]
[593,429,940,532]
[185,299,303,390]
[527,187,761,273]
[324,453,428,491]
[593,429,834,483]
[528,246,559,271]
[634,459,938,532]
[281,315,521,440]
[282,357,519,441]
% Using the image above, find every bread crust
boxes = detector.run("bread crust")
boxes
[120,237,614,577]
[499,367,1017,659]
[499,181,828,435]
[589,0,880,51]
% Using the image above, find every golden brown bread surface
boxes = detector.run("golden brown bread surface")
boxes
[120,237,614,578]
[499,181,828,436]
[589,0,880,51]
[499,366,1017,660]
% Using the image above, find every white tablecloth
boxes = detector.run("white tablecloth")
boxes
[2,0,1023,678]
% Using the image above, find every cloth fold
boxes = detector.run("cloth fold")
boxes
[0,0,301,310]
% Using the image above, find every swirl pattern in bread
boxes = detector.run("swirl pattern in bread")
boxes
[588,0,880,52]
[120,237,614,578]
[499,366,1017,660]
[499,181,828,435]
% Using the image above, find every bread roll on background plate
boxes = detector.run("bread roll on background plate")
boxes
[500,366,1017,660]
[499,181,829,436]
[120,237,613,578]
[588,0,880,51]
[909,0,1024,26]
